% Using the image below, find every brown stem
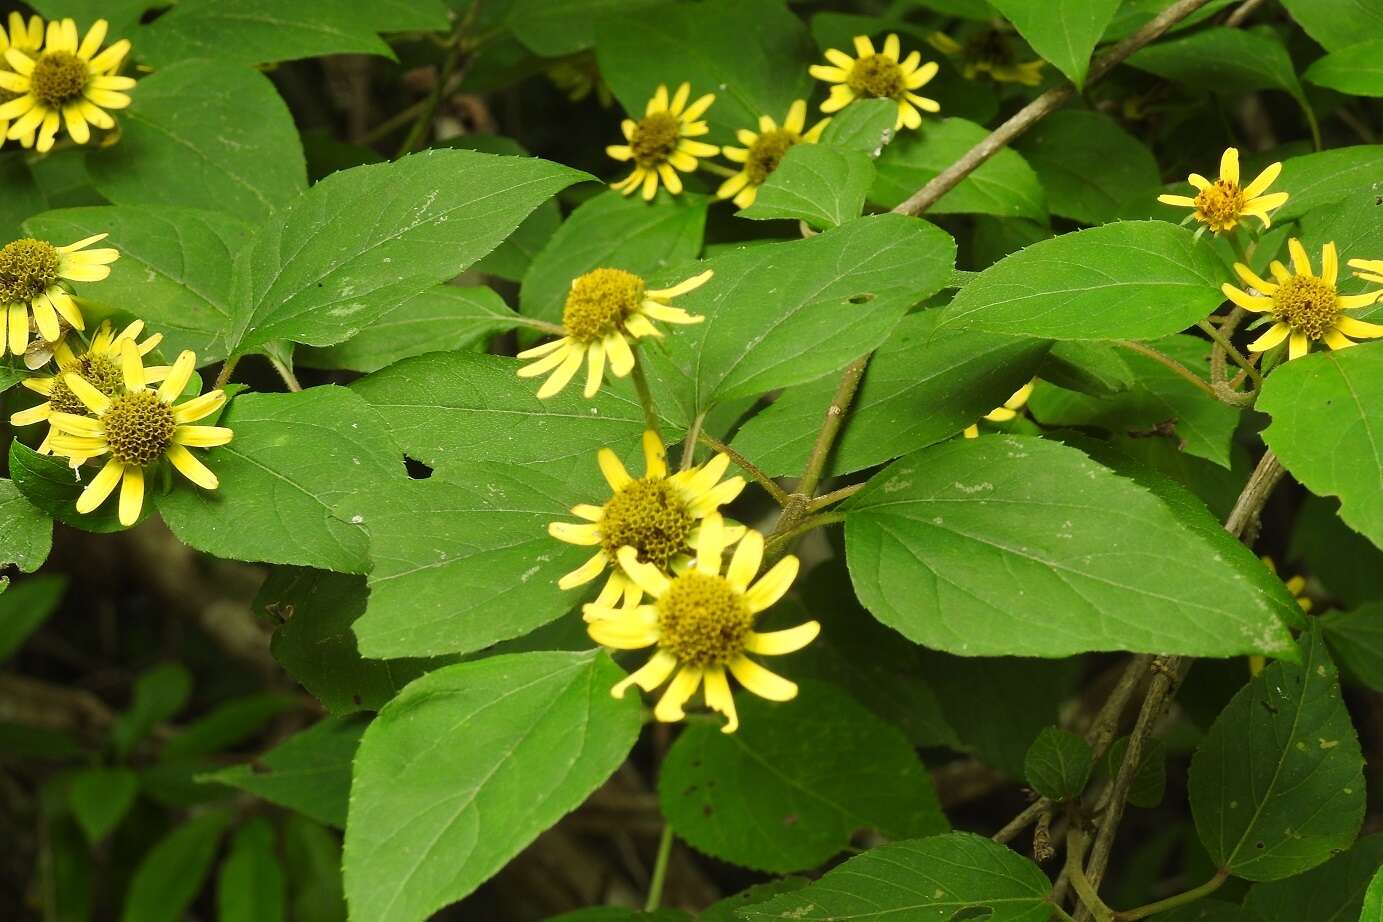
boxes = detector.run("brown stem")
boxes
[795,354,870,501]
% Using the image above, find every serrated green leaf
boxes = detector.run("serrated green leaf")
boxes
[87,61,306,224]
[1259,347,1383,552]
[1241,833,1383,922]
[156,388,407,573]
[1305,39,1383,96]
[989,0,1122,88]
[66,767,139,844]
[25,206,249,362]
[1128,27,1307,102]
[343,651,641,922]
[731,311,1048,478]
[741,832,1053,921]
[113,663,192,758]
[121,811,230,922]
[702,880,809,922]
[1189,628,1365,880]
[819,98,897,154]
[204,715,366,828]
[659,682,947,873]
[0,574,63,661]
[0,479,52,573]
[1024,726,1093,801]
[519,190,708,326]
[938,221,1227,340]
[1279,0,1383,52]
[229,149,588,354]
[1014,110,1161,225]
[844,436,1299,658]
[217,817,285,922]
[740,144,874,228]
[136,0,392,67]
[1274,146,1383,222]
[873,117,1047,220]
[1321,603,1383,692]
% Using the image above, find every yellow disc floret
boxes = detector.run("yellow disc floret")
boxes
[1271,275,1339,341]
[29,51,88,107]
[744,130,797,186]
[101,390,175,467]
[561,268,646,342]
[1193,180,1247,233]
[847,54,906,99]
[655,572,754,667]
[629,111,681,169]
[600,478,695,570]
[48,352,123,417]
[0,238,60,304]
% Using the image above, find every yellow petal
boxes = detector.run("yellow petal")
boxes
[558,550,608,590]
[1321,241,1338,286]
[157,349,196,403]
[1336,315,1383,339]
[653,666,703,722]
[1247,322,1291,352]
[48,411,103,437]
[1288,331,1310,360]
[535,346,584,399]
[548,521,601,546]
[616,546,671,598]
[118,464,144,527]
[1241,160,1281,199]
[1233,262,1278,294]
[1221,283,1273,312]
[582,337,606,399]
[63,372,110,414]
[611,650,679,698]
[171,390,226,424]
[597,446,631,490]
[726,528,764,592]
[76,458,123,513]
[703,666,739,733]
[167,443,218,489]
[1288,238,1312,276]
[744,555,799,613]
[744,621,821,656]
[1219,147,1239,186]
[693,512,726,574]
[728,656,797,702]
[641,429,667,478]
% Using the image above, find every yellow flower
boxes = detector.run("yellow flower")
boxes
[549,430,747,608]
[717,99,830,209]
[927,30,1045,86]
[0,17,134,153]
[0,233,117,356]
[46,342,232,527]
[1157,148,1288,235]
[606,82,719,200]
[964,380,1034,439]
[585,512,818,733]
[810,33,939,131]
[516,267,709,399]
[1349,258,1383,285]
[1222,239,1383,361]
[0,12,45,149]
[9,319,166,455]
[1250,557,1311,675]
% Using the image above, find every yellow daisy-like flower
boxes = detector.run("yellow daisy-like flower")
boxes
[9,319,166,455]
[0,13,45,150]
[810,34,940,131]
[517,267,710,399]
[46,342,232,527]
[927,30,1045,86]
[0,17,134,153]
[1157,148,1288,235]
[1350,258,1383,285]
[717,99,830,209]
[1222,239,1383,361]
[0,233,117,356]
[550,430,747,608]
[585,512,819,733]
[964,380,1035,439]
[606,82,719,200]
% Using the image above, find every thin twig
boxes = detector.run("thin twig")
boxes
[1224,0,1269,27]
[698,432,790,506]
[628,351,662,439]
[806,482,864,512]
[680,411,706,473]
[795,355,870,501]
[396,7,478,158]
[1115,869,1230,921]
[213,355,241,390]
[1198,312,1263,390]
[1067,828,1115,922]
[644,824,675,911]
[764,511,845,555]
[1115,341,1218,400]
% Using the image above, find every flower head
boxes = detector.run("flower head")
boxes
[717,100,830,209]
[1222,239,1383,361]
[517,267,709,399]
[46,342,231,526]
[0,233,116,356]
[607,82,719,200]
[10,319,166,455]
[550,430,745,606]
[0,12,45,150]
[963,380,1035,439]
[810,34,939,131]
[1157,148,1288,235]
[927,29,1045,86]
[0,18,134,153]
[585,513,818,733]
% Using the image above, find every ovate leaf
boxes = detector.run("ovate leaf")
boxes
[343,651,641,922]
[1189,628,1365,880]
[989,0,1122,88]
[740,143,875,229]
[0,574,63,660]
[1024,727,1093,801]
[938,221,1228,340]
[843,436,1299,658]
[9,442,148,534]
[1365,863,1383,922]
[67,767,139,843]
[1274,146,1383,222]
[121,811,230,922]
[0,479,52,573]
[505,0,663,55]
[1305,39,1383,97]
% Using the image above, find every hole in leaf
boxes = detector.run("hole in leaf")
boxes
[405,457,433,480]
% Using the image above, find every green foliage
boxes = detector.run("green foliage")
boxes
[66,767,139,843]
[0,573,63,658]
[121,811,230,922]
[0,479,52,572]
[873,118,1047,219]
[217,818,287,922]
[1241,834,1383,922]
[740,143,875,228]
[1014,109,1162,224]
[1278,0,1383,51]
[988,0,1122,88]
[1024,726,1094,801]
[1321,603,1383,692]
[1305,39,1383,96]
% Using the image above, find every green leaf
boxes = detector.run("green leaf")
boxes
[1305,39,1383,97]
[1024,726,1093,801]
[989,0,1122,88]
[343,651,641,922]
[938,221,1227,340]
[1274,146,1383,222]
[505,0,663,55]
[659,682,947,873]
[29,0,161,38]
[1128,27,1307,103]
[596,0,816,147]
[204,716,366,828]
[1279,0,1383,51]
[87,61,306,224]
[163,693,297,759]
[741,832,1053,921]
[872,118,1047,220]
[229,149,588,354]
[121,811,230,922]
[651,213,955,414]
[1300,194,1383,300]
[1189,628,1365,881]
[261,568,443,714]
[350,461,593,658]
[1014,110,1162,225]
[112,663,192,758]
[1259,347,1383,552]
[1321,603,1383,693]
[519,190,708,326]
[844,436,1300,658]
[820,98,898,154]
[8,441,148,534]
[731,311,1049,477]
[0,477,51,574]
[1364,862,1383,922]
[217,818,285,922]
[299,286,529,374]
[25,206,249,362]
[0,574,63,661]
[157,387,408,574]
[136,0,392,67]
[66,767,139,844]
[1291,496,1383,608]
[740,143,875,229]
[0,156,45,242]
[281,816,347,922]
[701,880,810,922]
[1241,834,1383,922]
[1040,341,1137,396]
